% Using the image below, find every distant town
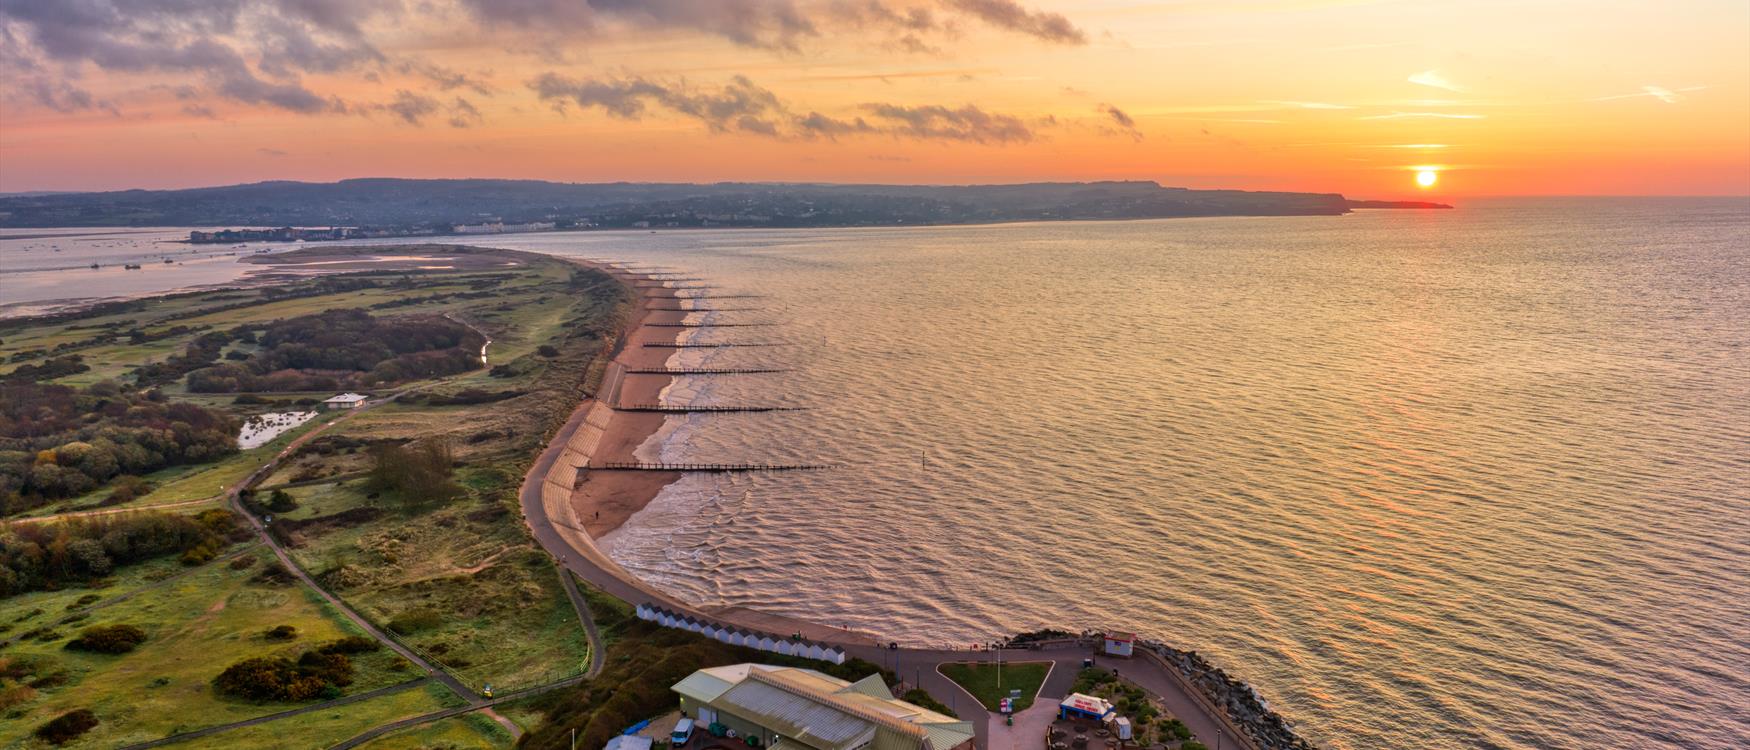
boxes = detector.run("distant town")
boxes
[187,221,565,244]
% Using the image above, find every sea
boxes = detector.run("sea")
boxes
[3,197,1747,749]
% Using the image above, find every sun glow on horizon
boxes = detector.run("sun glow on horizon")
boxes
[1416,169,1439,188]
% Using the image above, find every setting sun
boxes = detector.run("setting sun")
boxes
[1416,170,1440,188]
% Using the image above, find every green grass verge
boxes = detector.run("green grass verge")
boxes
[938,661,1053,712]
[355,711,514,750]
[0,547,417,748]
[173,681,464,750]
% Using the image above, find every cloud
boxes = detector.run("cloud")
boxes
[398,61,496,97]
[384,90,440,124]
[1098,103,1141,140]
[258,147,289,156]
[1259,100,1353,110]
[1591,85,1707,104]
[1359,111,1485,120]
[529,71,1039,144]
[944,0,1086,44]
[1408,70,1463,92]
[530,73,786,134]
[455,0,818,51]
[860,102,1035,142]
[0,0,384,114]
[448,97,484,128]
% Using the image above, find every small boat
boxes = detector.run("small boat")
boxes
[89,262,100,269]
[163,258,175,264]
[123,263,142,270]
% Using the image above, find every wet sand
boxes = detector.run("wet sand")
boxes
[567,267,689,538]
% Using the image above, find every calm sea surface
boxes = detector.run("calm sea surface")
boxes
[7,199,1749,748]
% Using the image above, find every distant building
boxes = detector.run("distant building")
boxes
[672,664,974,750]
[451,221,556,234]
[322,393,368,410]
[1101,632,1135,658]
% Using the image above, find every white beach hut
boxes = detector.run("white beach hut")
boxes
[755,636,776,651]
[636,604,655,621]
[801,644,825,660]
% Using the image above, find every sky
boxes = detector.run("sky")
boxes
[1,0,1746,197]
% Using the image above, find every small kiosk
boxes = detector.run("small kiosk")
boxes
[1058,693,1115,722]
[1102,632,1136,658]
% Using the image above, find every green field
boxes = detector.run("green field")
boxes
[938,661,1053,712]
[355,711,515,749]
[0,547,419,749]
[173,682,465,750]
[2,247,630,747]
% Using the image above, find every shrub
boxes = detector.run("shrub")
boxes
[35,709,99,745]
[389,608,443,635]
[537,344,560,357]
[213,647,355,702]
[265,625,298,641]
[902,688,957,718]
[265,489,299,513]
[319,636,380,655]
[65,624,147,654]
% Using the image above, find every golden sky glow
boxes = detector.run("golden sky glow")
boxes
[1,0,1746,196]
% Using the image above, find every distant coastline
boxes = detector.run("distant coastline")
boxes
[0,178,1408,231]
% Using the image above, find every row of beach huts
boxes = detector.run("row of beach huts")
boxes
[634,604,849,665]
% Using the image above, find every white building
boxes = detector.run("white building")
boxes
[322,393,369,410]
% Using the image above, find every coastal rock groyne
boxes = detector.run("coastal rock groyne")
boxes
[1142,641,1316,750]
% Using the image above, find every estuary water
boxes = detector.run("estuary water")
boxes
[8,199,1750,748]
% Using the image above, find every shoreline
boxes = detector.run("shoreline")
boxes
[525,261,1303,750]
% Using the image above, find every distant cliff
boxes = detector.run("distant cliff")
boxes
[1345,199,1453,209]
[0,179,1354,229]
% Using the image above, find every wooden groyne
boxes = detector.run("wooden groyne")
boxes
[644,322,774,327]
[641,342,787,348]
[645,307,763,312]
[592,461,835,472]
[614,404,805,412]
[624,367,789,374]
[635,284,716,290]
[656,294,768,299]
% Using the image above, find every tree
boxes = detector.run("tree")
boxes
[366,438,462,506]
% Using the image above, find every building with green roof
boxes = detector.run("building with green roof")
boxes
[671,664,975,750]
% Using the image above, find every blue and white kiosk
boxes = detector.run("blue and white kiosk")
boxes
[1058,693,1115,722]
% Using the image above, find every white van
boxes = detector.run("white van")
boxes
[671,717,695,746]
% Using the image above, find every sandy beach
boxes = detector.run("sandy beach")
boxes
[565,267,689,537]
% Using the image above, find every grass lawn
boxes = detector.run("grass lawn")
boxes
[356,711,514,750]
[0,547,418,749]
[938,661,1053,712]
[174,681,465,750]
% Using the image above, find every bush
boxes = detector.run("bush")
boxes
[265,625,298,641]
[902,688,957,718]
[35,709,99,745]
[319,636,380,655]
[101,475,155,507]
[65,624,147,654]
[537,344,560,357]
[389,608,443,635]
[265,489,299,513]
[213,648,355,702]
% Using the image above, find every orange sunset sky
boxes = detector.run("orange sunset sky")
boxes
[1,0,1746,197]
